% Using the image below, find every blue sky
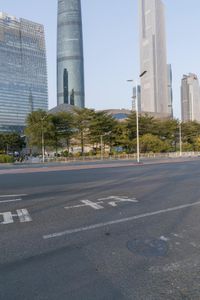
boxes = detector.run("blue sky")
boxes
[1,0,200,119]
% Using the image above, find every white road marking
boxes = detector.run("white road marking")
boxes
[65,195,138,210]
[65,200,104,210]
[0,198,22,204]
[81,200,104,210]
[0,194,27,198]
[0,209,32,224]
[44,200,200,240]
[160,236,169,242]
[16,209,32,223]
[65,203,87,210]
[98,196,138,203]
[0,212,14,224]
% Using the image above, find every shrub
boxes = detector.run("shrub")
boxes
[0,155,14,163]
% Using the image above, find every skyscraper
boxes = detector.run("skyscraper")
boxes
[139,0,169,118]
[181,73,200,122]
[57,0,85,108]
[0,12,48,132]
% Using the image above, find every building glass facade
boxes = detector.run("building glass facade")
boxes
[139,0,169,117]
[57,0,85,108]
[0,12,48,132]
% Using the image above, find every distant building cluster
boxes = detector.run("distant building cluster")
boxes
[0,0,200,133]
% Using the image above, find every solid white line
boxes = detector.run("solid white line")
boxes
[0,194,27,198]
[0,198,22,204]
[43,200,200,240]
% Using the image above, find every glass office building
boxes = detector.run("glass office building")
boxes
[0,12,48,132]
[57,0,85,108]
[139,0,169,118]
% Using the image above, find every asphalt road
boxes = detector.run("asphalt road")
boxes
[0,159,200,299]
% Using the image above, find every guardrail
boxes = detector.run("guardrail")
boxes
[36,151,200,163]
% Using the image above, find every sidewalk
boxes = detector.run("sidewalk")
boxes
[0,156,199,175]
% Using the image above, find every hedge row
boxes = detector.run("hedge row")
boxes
[0,155,14,163]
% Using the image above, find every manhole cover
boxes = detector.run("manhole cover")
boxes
[127,238,168,257]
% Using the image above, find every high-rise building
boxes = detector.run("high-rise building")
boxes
[57,0,85,108]
[0,12,48,132]
[167,64,173,117]
[139,0,169,118]
[181,73,200,122]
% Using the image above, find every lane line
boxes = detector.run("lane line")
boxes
[43,200,200,240]
[0,198,22,203]
[0,194,27,198]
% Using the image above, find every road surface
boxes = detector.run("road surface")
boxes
[0,159,200,299]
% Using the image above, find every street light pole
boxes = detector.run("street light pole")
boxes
[135,81,140,163]
[100,135,103,160]
[41,116,46,163]
[179,121,182,157]
[127,71,147,164]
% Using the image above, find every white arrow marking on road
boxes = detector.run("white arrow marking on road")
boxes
[81,200,104,210]
[65,196,138,211]
[65,200,104,210]
[98,196,138,207]
[0,209,32,224]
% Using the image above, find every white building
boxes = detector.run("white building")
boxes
[139,0,169,118]
[181,74,200,122]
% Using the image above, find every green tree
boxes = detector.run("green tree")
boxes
[89,111,117,153]
[182,121,200,150]
[50,112,74,155]
[0,133,25,154]
[73,108,94,155]
[156,119,179,151]
[25,110,51,152]
[139,134,170,153]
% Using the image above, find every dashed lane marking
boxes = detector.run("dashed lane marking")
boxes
[0,199,22,204]
[0,194,27,204]
[0,194,27,198]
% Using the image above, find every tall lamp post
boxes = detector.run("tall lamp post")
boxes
[127,71,147,163]
[41,115,47,163]
[179,120,182,157]
[100,135,103,160]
